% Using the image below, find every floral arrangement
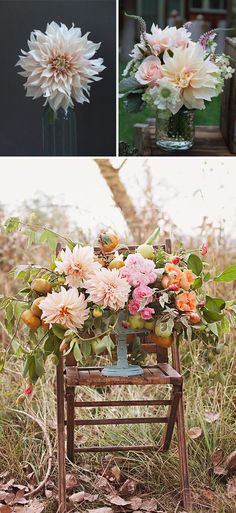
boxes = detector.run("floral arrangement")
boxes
[120,15,234,115]
[17,21,105,112]
[1,218,236,394]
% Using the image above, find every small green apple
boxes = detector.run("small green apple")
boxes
[129,315,145,330]
[136,244,154,260]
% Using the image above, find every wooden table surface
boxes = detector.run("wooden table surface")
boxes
[133,119,234,157]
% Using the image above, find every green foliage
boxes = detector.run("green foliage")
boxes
[187,253,203,276]
[4,217,20,233]
[214,264,236,282]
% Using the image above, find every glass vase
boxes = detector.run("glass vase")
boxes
[42,105,77,156]
[156,109,195,151]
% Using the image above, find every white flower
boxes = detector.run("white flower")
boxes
[162,43,219,111]
[135,55,162,85]
[55,245,100,288]
[16,21,105,111]
[40,287,90,329]
[146,24,191,56]
[147,78,182,114]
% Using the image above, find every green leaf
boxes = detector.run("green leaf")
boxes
[214,265,236,282]
[40,229,58,253]
[145,227,160,245]
[44,334,56,355]
[205,296,225,312]
[14,301,28,318]
[125,93,145,113]
[187,254,203,276]
[52,324,66,340]
[4,217,20,233]
[100,335,114,359]
[202,308,224,323]
[34,351,45,378]
[204,272,211,282]
[6,302,14,322]
[73,342,83,363]
[119,76,141,94]
[80,340,92,359]
[192,277,202,290]
[220,317,230,334]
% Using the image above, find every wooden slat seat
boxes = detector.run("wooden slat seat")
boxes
[65,364,182,387]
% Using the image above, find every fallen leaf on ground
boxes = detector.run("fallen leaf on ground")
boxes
[69,491,85,503]
[119,479,137,497]
[212,465,227,477]
[224,450,236,475]
[187,427,202,439]
[87,508,113,513]
[110,466,121,482]
[227,476,236,498]
[128,496,143,510]
[0,506,12,513]
[25,499,44,513]
[204,411,220,423]
[106,494,131,506]
[0,492,15,503]
[141,498,158,511]
[65,473,78,489]
[96,477,110,489]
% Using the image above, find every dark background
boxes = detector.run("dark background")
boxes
[0,0,116,156]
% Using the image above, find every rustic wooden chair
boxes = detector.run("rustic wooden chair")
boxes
[56,241,191,512]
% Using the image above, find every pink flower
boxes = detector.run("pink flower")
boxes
[55,245,100,288]
[85,268,130,311]
[128,299,140,315]
[120,253,156,287]
[40,287,90,329]
[135,55,162,85]
[201,243,208,256]
[132,285,153,303]
[168,284,179,292]
[23,385,33,395]
[140,307,155,320]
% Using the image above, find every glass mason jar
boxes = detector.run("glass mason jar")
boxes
[156,108,195,151]
[42,105,77,156]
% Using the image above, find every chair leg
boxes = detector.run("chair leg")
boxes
[160,385,181,451]
[56,358,67,513]
[66,387,75,462]
[176,393,192,511]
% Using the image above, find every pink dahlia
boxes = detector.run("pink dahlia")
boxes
[120,253,156,287]
[85,268,130,311]
[40,287,90,329]
[55,245,100,288]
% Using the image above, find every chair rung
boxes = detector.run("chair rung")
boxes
[73,399,172,408]
[74,444,161,453]
[66,416,169,426]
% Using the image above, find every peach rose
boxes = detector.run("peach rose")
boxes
[135,56,162,86]
[162,263,182,287]
[179,269,195,290]
[176,291,197,312]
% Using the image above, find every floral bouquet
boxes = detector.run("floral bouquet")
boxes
[16,22,105,155]
[1,218,236,392]
[120,14,234,150]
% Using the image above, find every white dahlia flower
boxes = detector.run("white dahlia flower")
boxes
[162,43,219,111]
[16,21,105,112]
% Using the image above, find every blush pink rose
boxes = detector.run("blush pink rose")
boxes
[132,285,153,303]
[140,307,155,320]
[128,299,140,315]
[135,55,162,85]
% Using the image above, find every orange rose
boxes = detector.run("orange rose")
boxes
[176,291,197,312]
[179,269,195,290]
[163,263,182,287]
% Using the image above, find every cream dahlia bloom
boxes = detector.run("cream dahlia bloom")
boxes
[55,245,100,288]
[146,25,191,56]
[16,21,105,111]
[40,287,90,329]
[85,268,131,311]
[162,43,219,111]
